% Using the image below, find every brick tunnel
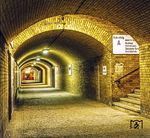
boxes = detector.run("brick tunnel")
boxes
[0,0,150,137]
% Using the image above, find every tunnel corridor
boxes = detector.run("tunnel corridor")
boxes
[0,0,150,137]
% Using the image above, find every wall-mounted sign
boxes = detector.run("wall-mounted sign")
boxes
[115,63,124,76]
[102,65,107,75]
[113,35,139,54]
[68,64,72,76]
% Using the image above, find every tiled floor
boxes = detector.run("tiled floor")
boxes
[5,89,150,138]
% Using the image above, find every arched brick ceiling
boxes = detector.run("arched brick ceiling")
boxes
[14,30,63,59]
[14,30,104,63]
[21,66,42,75]
[20,58,53,69]
[1,0,150,43]
[19,57,58,68]
[21,61,50,72]
[19,52,68,66]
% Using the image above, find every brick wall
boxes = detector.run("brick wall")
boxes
[140,44,150,118]
[0,34,9,137]
[98,50,112,104]
[62,61,90,97]
[61,51,140,105]
[62,49,112,105]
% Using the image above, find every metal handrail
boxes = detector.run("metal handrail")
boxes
[115,67,139,83]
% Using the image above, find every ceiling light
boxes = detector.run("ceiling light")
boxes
[36,57,40,61]
[33,62,36,65]
[25,67,31,73]
[42,48,49,54]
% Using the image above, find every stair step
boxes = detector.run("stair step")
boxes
[120,98,140,105]
[113,102,140,113]
[134,89,140,93]
[112,105,140,115]
[132,92,140,95]
[128,93,140,99]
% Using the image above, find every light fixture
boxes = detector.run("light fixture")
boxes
[36,57,40,61]
[42,48,49,54]
[33,62,36,65]
[25,67,31,73]
[31,64,34,67]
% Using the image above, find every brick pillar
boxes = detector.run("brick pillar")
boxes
[140,44,150,118]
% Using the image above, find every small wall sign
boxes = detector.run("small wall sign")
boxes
[68,64,72,75]
[102,65,107,75]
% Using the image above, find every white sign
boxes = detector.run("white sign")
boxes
[113,35,139,54]
[102,66,107,75]
[68,64,72,75]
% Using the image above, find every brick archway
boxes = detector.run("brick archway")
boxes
[12,14,128,55]
[12,14,142,105]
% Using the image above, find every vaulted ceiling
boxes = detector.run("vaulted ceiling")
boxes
[1,0,150,43]
[14,30,104,63]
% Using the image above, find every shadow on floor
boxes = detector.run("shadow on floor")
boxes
[16,88,83,106]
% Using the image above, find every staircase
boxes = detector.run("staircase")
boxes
[113,88,141,114]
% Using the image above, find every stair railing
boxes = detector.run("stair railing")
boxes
[114,67,139,85]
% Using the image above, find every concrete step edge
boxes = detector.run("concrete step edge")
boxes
[132,92,140,95]
[128,94,140,98]
[113,102,140,113]
[134,89,140,92]
[112,106,140,115]
[120,98,140,105]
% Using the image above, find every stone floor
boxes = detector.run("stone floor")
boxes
[5,89,150,138]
